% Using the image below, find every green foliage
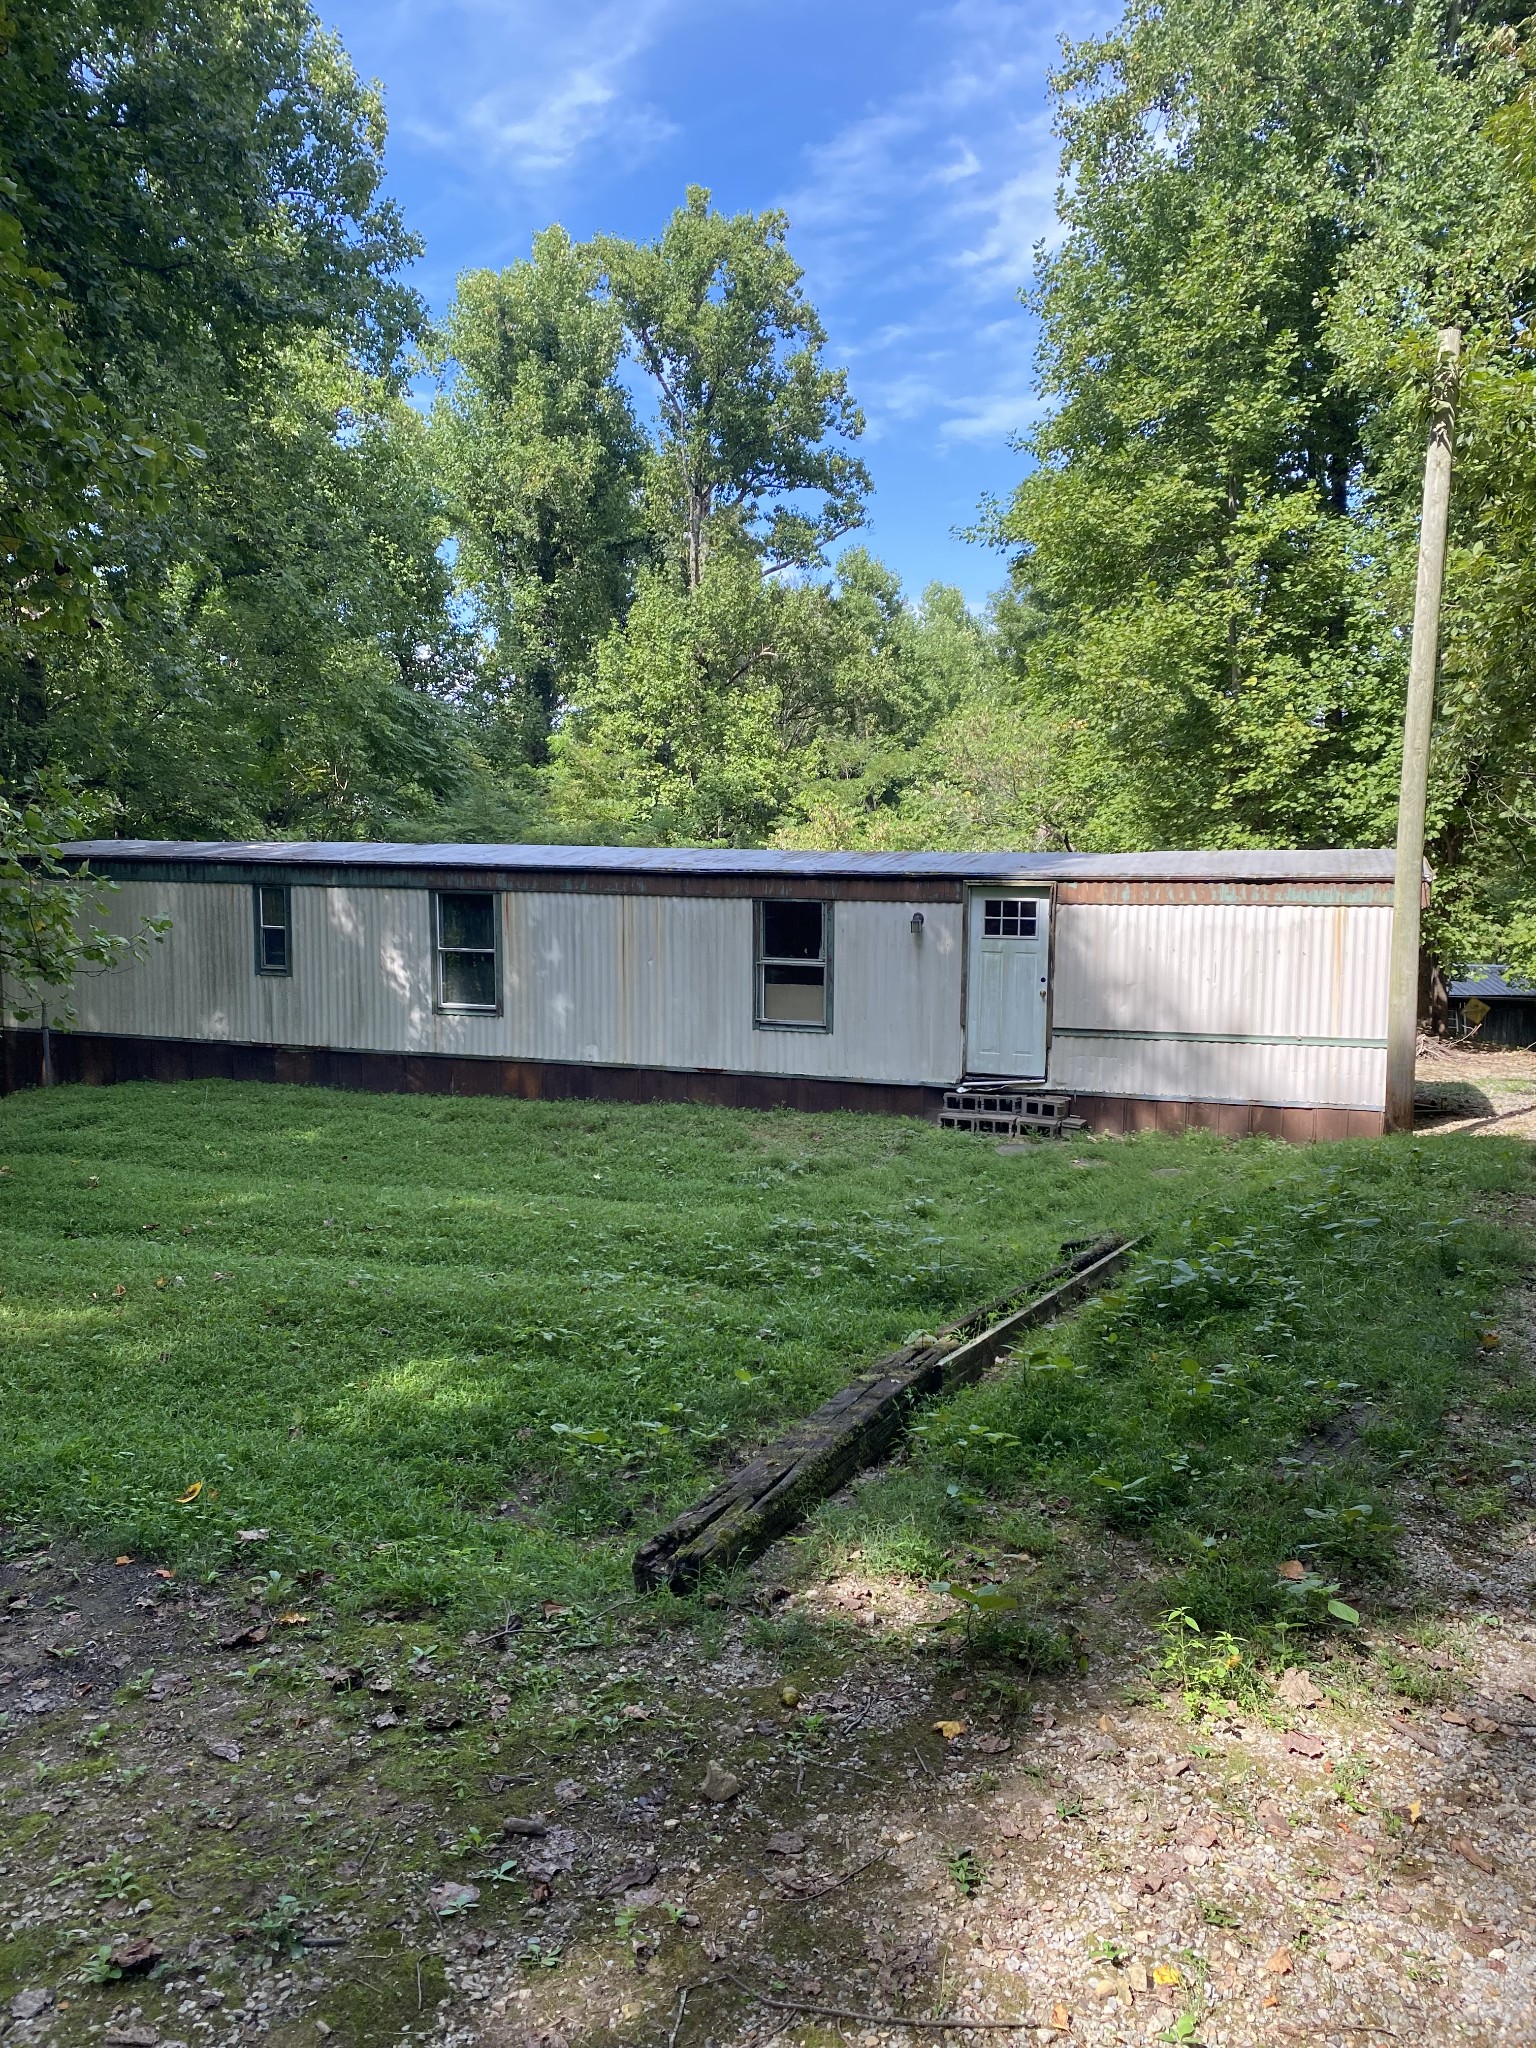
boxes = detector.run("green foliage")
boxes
[433,230,647,761]
[0,184,172,679]
[49,347,471,837]
[999,0,1405,850]
[78,1944,125,1986]
[549,550,988,846]
[248,1892,308,1960]
[549,554,802,843]
[430,187,887,812]
[1157,1609,1264,1717]
[591,185,870,590]
[974,0,1536,966]
[815,1138,1528,1643]
[0,0,463,837]
[0,772,167,1027]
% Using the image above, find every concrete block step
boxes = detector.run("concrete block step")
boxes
[938,1110,1023,1136]
[944,1090,1073,1119]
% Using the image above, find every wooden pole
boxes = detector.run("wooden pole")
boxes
[1385,327,1461,1133]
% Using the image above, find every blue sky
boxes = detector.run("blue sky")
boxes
[318,0,1114,606]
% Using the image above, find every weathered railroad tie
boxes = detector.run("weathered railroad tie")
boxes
[632,1232,1137,1595]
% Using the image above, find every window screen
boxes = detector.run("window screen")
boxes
[756,899,830,1029]
[253,884,291,976]
[435,891,499,1011]
[982,897,1038,939]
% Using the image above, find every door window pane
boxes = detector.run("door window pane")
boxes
[982,897,1038,939]
[436,891,499,1011]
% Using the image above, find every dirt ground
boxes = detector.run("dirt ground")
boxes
[5,1060,1536,2048]
[1414,1038,1536,1138]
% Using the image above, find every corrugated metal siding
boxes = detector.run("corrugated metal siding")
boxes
[66,881,1394,1111]
[71,882,967,1087]
[1046,901,1391,1109]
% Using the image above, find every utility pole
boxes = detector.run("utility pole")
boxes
[1385,326,1461,1133]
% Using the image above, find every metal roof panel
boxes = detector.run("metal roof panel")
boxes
[61,840,1404,884]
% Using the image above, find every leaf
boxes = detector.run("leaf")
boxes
[1275,1666,1325,1709]
[1282,1731,1324,1758]
[218,1623,268,1649]
[932,1719,966,1741]
[277,1611,311,1626]
[175,1480,203,1503]
[1452,1838,1496,1874]
[106,1936,163,1976]
[430,1880,480,1916]
[1326,1598,1360,1625]
[1264,1948,1294,1975]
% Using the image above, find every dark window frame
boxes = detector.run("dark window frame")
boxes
[754,897,833,1034]
[253,883,292,978]
[432,889,502,1015]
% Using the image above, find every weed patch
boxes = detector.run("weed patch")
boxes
[803,1141,1533,1649]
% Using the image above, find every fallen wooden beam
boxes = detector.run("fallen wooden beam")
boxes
[633,1233,1137,1594]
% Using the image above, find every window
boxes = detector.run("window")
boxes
[434,891,499,1012]
[253,884,291,976]
[982,896,1038,939]
[756,898,831,1030]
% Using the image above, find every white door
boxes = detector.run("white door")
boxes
[965,889,1049,1077]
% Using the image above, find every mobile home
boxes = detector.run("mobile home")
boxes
[0,842,1401,1138]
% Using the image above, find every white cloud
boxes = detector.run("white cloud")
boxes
[777,0,1116,461]
[398,0,682,180]
[952,123,1064,286]
[940,384,1050,447]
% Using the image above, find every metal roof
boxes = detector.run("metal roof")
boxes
[62,840,1402,883]
[1449,965,1536,1000]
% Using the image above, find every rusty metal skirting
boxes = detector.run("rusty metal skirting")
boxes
[0,1030,946,1118]
[1068,1092,1385,1141]
[0,1031,1386,1138]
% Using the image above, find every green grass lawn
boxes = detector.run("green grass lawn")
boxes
[1,1081,1532,1637]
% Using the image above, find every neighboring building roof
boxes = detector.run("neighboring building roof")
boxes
[1449,965,1536,1000]
[62,841,1403,884]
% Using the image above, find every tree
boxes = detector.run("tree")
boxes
[433,229,646,763]
[1412,34,1536,977]
[986,0,1536,986]
[549,554,802,844]
[549,549,997,849]
[0,0,459,839]
[590,187,870,590]
[0,185,174,777]
[999,0,1413,853]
